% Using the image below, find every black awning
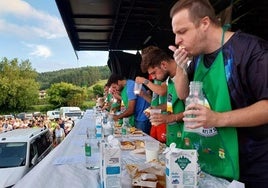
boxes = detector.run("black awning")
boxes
[56,0,268,52]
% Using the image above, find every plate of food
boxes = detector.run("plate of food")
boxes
[120,141,136,150]
[120,139,145,150]
[129,128,144,137]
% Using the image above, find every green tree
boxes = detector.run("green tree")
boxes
[47,82,87,108]
[0,58,39,113]
[93,84,104,97]
[37,65,110,90]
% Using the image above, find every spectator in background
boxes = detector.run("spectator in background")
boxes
[58,119,65,130]
[2,119,13,132]
[54,124,65,146]
[64,118,73,135]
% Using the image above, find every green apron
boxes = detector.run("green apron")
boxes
[182,29,239,180]
[121,85,135,126]
[104,93,113,111]
[166,77,185,147]
[106,93,112,103]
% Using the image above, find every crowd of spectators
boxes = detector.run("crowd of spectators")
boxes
[0,114,74,147]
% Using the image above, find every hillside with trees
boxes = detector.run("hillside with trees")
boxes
[0,57,111,114]
[37,65,110,90]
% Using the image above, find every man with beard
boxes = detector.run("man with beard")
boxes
[139,46,186,147]
[107,74,151,134]
[169,0,268,184]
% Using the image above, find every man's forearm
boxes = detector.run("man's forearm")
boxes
[146,81,167,96]
[166,112,184,124]
[220,100,268,128]
[173,66,189,100]
[117,109,133,120]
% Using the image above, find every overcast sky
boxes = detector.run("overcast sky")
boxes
[0,0,109,73]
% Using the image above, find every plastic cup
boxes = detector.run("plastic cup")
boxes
[150,109,161,125]
[86,127,96,139]
[145,140,159,162]
[134,82,142,94]
[150,109,161,115]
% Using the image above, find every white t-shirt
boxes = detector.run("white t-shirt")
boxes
[55,128,64,138]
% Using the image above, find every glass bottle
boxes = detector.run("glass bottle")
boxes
[107,114,115,136]
[121,117,129,136]
[95,113,103,140]
[184,81,204,133]
[85,134,92,169]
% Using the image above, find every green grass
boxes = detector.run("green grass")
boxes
[88,79,107,90]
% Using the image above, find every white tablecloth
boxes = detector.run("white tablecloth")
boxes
[14,110,242,188]
[14,111,151,188]
[14,117,101,188]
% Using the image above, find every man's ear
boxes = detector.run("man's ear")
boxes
[200,16,210,31]
[160,61,167,70]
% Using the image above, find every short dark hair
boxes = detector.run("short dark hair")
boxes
[170,0,220,26]
[106,74,125,87]
[140,45,173,73]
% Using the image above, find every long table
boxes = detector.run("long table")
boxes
[14,111,153,188]
[14,110,240,188]
[14,117,100,187]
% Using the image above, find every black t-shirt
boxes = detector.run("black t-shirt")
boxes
[188,31,268,182]
[188,31,268,137]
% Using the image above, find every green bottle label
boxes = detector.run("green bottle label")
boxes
[122,126,127,135]
[85,143,91,156]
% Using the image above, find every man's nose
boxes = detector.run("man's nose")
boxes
[175,35,182,46]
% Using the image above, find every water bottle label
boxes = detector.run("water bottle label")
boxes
[96,124,102,139]
[85,144,91,156]
[122,127,126,135]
